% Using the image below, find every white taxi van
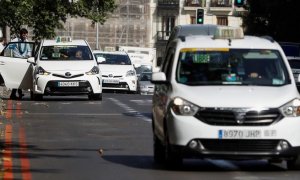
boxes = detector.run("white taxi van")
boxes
[0,37,102,100]
[151,26,300,169]
[93,50,137,93]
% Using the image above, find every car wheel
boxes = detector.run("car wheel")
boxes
[287,156,300,170]
[88,93,102,101]
[153,134,165,164]
[31,91,43,101]
[164,126,183,168]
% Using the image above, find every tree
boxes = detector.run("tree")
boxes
[243,0,300,42]
[0,0,116,40]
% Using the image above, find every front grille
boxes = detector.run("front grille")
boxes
[103,82,128,89]
[52,73,84,79]
[194,108,282,126]
[45,81,91,94]
[102,75,122,78]
[201,139,279,152]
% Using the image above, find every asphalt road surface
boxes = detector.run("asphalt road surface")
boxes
[0,90,300,180]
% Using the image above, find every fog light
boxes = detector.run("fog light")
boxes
[189,140,198,149]
[45,87,50,92]
[276,140,289,151]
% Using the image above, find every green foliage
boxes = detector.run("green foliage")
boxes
[0,0,116,40]
[243,0,300,42]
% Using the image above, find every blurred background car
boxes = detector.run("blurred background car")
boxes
[287,56,300,91]
[93,50,138,93]
[137,71,154,95]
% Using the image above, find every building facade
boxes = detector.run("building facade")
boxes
[2,0,246,58]
[151,0,246,58]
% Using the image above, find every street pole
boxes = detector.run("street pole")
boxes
[96,22,99,50]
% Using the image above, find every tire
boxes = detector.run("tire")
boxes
[30,91,43,101]
[287,156,300,170]
[164,126,183,168]
[153,134,165,164]
[88,93,102,100]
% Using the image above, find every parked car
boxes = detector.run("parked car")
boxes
[137,71,154,95]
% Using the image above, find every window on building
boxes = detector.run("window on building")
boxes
[162,16,175,36]
[217,16,228,25]
[190,16,196,24]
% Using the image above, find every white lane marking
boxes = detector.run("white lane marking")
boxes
[108,98,151,123]
[130,99,152,106]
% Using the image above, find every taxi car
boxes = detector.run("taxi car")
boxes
[151,26,300,169]
[93,50,137,93]
[0,37,102,100]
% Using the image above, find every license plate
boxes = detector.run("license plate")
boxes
[103,79,119,84]
[58,82,79,87]
[218,130,262,139]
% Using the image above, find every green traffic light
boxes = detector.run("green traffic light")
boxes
[198,19,203,23]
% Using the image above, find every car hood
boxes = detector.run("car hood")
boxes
[99,65,134,75]
[39,61,96,72]
[173,84,299,108]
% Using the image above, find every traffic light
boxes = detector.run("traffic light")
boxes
[234,0,245,7]
[196,9,204,24]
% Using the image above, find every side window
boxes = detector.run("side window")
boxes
[165,51,175,81]
[35,42,41,60]
[162,47,175,81]
[3,42,34,58]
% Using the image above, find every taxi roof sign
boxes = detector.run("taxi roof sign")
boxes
[56,36,72,43]
[213,26,244,39]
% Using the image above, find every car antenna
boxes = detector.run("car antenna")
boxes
[228,39,232,46]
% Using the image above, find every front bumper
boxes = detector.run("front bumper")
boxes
[165,111,300,159]
[102,77,137,92]
[34,74,102,95]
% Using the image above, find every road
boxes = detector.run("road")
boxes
[0,90,300,180]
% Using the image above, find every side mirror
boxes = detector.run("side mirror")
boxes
[151,72,168,84]
[27,57,36,65]
[97,57,106,64]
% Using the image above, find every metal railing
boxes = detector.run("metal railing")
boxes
[156,31,171,41]
[210,0,232,7]
[184,0,205,7]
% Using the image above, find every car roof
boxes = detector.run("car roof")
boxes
[42,39,88,46]
[93,50,128,55]
[176,35,282,50]
[174,24,221,37]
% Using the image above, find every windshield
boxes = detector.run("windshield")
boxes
[136,65,152,75]
[94,53,131,65]
[176,49,290,86]
[139,72,152,81]
[40,45,93,60]
[288,59,300,69]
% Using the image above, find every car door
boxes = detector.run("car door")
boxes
[0,42,35,89]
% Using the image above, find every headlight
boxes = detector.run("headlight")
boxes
[126,70,136,77]
[36,66,51,75]
[86,66,99,75]
[280,99,300,117]
[171,97,199,116]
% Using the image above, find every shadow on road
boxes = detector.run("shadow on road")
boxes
[101,155,287,172]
